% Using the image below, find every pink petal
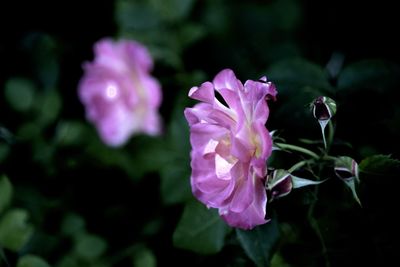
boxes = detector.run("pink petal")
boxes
[188,82,215,103]
[213,69,243,92]
[221,176,268,229]
[228,167,254,213]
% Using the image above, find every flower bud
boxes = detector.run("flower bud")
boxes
[267,169,326,201]
[267,169,293,200]
[334,156,361,206]
[311,96,336,121]
[334,156,359,181]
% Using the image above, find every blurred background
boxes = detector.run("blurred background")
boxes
[1,0,399,266]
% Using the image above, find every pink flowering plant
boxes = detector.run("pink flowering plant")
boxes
[180,67,380,265]
[78,38,162,147]
[184,69,277,229]
[2,1,400,267]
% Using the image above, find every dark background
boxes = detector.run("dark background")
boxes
[1,1,399,266]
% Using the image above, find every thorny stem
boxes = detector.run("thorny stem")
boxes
[275,142,320,160]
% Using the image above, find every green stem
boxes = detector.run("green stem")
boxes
[307,170,331,267]
[322,155,337,161]
[327,120,334,148]
[308,214,330,267]
[275,142,320,160]
[321,126,327,149]
[288,160,309,173]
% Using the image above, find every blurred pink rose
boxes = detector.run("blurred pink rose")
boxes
[184,69,277,229]
[78,38,162,146]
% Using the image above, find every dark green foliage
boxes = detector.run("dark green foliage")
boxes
[1,0,399,266]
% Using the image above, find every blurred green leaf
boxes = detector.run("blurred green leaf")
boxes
[61,213,86,237]
[4,78,35,112]
[117,0,195,29]
[272,0,301,31]
[0,175,13,214]
[160,164,191,205]
[160,92,192,204]
[55,121,88,146]
[74,234,107,261]
[116,0,203,69]
[168,112,190,153]
[271,253,291,267]
[0,127,14,144]
[149,0,195,22]
[129,136,169,176]
[17,254,51,267]
[23,33,59,89]
[132,245,157,267]
[56,254,79,267]
[268,58,332,93]
[87,135,167,180]
[178,23,206,49]
[0,209,34,251]
[35,90,62,127]
[359,154,400,176]
[17,122,42,140]
[236,217,280,267]
[337,60,400,91]
[0,143,10,163]
[116,1,160,31]
[267,58,330,136]
[173,201,228,254]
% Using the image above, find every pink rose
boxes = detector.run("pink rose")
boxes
[78,38,162,146]
[184,69,277,229]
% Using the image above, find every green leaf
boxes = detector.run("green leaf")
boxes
[0,209,34,251]
[173,201,229,254]
[271,0,301,31]
[74,234,107,260]
[17,254,51,267]
[267,58,332,93]
[160,112,191,204]
[149,0,195,22]
[56,254,79,267]
[61,213,86,237]
[0,143,10,163]
[132,245,157,267]
[337,60,400,91]
[17,122,42,140]
[178,23,206,49]
[116,1,160,31]
[35,90,62,127]
[4,78,35,112]
[55,120,88,146]
[23,33,59,89]
[0,175,13,214]
[359,154,400,176]
[270,253,291,267]
[160,164,191,205]
[343,179,361,206]
[291,175,325,188]
[0,127,14,144]
[160,89,192,204]
[236,217,280,267]
[267,58,331,134]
